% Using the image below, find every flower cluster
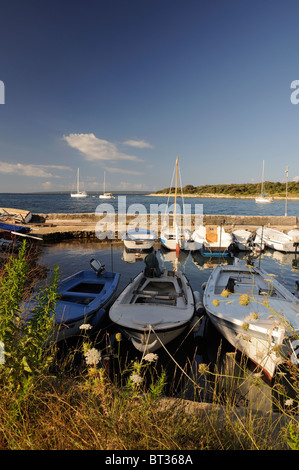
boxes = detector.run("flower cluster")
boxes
[239,294,250,306]
[84,348,102,365]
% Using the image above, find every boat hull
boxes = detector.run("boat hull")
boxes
[109,269,196,353]
[256,228,298,253]
[203,264,299,379]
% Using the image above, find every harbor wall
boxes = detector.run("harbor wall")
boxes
[30,213,299,242]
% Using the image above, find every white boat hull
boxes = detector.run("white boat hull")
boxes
[232,229,253,251]
[256,227,298,253]
[192,225,233,256]
[203,264,299,379]
[70,193,87,198]
[123,239,155,250]
[109,268,196,353]
[255,196,273,203]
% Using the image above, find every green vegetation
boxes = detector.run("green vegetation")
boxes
[0,243,299,450]
[156,181,299,197]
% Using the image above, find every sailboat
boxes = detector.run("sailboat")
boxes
[99,172,115,199]
[160,157,194,251]
[255,160,273,203]
[70,168,87,198]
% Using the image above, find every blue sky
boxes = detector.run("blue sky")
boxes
[0,0,299,193]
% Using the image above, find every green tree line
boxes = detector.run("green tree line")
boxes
[156,181,299,196]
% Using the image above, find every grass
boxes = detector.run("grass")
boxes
[0,242,299,450]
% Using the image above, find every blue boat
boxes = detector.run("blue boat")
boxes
[24,259,120,342]
[0,222,31,234]
[54,259,120,341]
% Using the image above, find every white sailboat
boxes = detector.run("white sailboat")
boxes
[70,168,87,198]
[255,160,273,203]
[99,172,115,199]
[160,157,195,251]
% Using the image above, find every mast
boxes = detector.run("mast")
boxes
[285,165,289,216]
[77,168,80,193]
[261,160,265,195]
[103,171,106,194]
[174,156,179,258]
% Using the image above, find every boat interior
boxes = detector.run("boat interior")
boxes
[131,272,185,306]
[214,270,285,298]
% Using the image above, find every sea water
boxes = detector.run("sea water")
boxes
[0,192,299,216]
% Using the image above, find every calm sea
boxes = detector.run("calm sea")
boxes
[0,192,298,216]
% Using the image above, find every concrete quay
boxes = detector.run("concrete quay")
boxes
[27,212,299,242]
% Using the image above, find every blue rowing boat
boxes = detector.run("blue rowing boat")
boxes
[25,259,120,342]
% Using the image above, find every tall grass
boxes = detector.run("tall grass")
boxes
[0,243,298,450]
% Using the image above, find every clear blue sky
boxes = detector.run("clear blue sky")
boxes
[0,0,299,192]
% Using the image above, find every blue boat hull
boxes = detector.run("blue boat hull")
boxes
[53,269,120,341]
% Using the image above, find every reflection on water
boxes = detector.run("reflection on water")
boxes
[38,239,299,410]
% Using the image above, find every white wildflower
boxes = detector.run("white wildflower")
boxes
[84,348,101,365]
[130,374,143,384]
[79,324,93,330]
[285,398,294,407]
[144,353,158,363]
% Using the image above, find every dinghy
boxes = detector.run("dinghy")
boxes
[109,252,200,353]
[231,229,254,251]
[24,259,120,342]
[192,225,233,256]
[203,264,299,379]
[122,228,156,251]
[256,227,299,253]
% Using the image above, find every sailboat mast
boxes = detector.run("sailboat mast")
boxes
[104,171,106,194]
[77,168,80,193]
[174,156,178,217]
[261,160,265,195]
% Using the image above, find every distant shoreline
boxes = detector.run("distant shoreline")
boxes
[146,193,299,201]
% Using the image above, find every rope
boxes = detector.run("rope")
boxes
[142,319,204,392]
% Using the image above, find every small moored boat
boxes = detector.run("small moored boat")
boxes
[122,228,156,251]
[203,263,299,379]
[24,259,120,342]
[109,253,200,353]
[231,229,254,251]
[192,225,233,256]
[256,227,299,253]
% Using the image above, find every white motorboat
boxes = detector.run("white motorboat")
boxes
[99,172,115,199]
[192,225,233,256]
[203,264,299,379]
[256,227,299,253]
[122,228,156,251]
[255,160,274,203]
[71,168,87,198]
[231,229,254,251]
[160,227,196,251]
[109,252,200,353]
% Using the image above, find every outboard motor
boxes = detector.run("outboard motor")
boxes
[90,258,105,276]
[144,252,161,278]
